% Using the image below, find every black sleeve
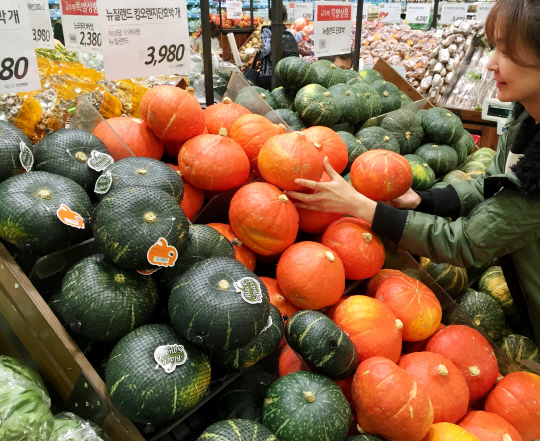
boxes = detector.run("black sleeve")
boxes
[371,202,408,244]
[415,186,461,218]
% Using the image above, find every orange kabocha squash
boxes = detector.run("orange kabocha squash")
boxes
[203,97,251,134]
[365,269,409,297]
[259,276,300,320]
[458,411,523,441]
[180,179,205,221]
[207,223,256,271]
[303,126,348,174]
[422,423,480,441]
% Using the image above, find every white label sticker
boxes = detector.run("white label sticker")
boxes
[95,0,191,81]
[88,150,114,171]
[261,315,273,333]
[57,203,85,229]
[19,141,33,172]
[406,3,430,24]
[440,3,468,25]
[313,2,352,57]
[244,48,255,55]
[154,344,187,373]
[0,0,42,93]
[94,170,112,194]
[234,277,263,304]
[27,0,54,49]
[476,2,495,23]
[226,1,242,19]
[378,2,401,23]
[60,0,102,54]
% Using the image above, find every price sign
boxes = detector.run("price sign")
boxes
[96,0,190,81]
[27,0,54,49]
[440,3,468,25]
[476,2,496,22]
[286,3,296,22]
[352,2,369,21]
[406,3,430,24]
[60,0,102,54]
[295,2,313,21]
[0,0,41,93]
[313,2,352,57]
[378,2,401,23]
[226,1,243,19]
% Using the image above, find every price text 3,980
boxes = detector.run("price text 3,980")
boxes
[145,44,185,66]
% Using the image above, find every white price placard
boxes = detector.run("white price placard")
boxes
[60,0,102,54]
[286,3,296,22]
[96,0,191,81]
[27,0,54,49]
[476,2,495,22]
[295,2,313,21]
[352,2,369,21]
[226,1,243,20]
[378,2,401,23]
[440,3,468,25]
[0,0,41,93]
[313,2,352,57]
[406,3,430,24]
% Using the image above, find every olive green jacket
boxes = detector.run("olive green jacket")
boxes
[399,107,540,343]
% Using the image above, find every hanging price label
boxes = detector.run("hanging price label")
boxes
[440,3,468,25]
[96,0,190,81]
[226,1,243,19]
[476,2,496,23]
[295,2,313,21]
[27,0,54,49]
[0,0,41,93]
[406,3,431,24]
[313,2,352,57]
[60,0,102,54]
[378,2,401,23]
[351,2,368,21]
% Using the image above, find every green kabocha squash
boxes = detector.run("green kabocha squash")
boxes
[414,143,459,176]
[328,84,370,126]
[349,83,383,119]
[416,109,427,123]
[34,128,110,194]
[344,69,360,82]
[159,224,235,289]
[294,84,341,127]
[348,435,388,441]
[431,181,449,189]
[338,131,367,174]
[57,254,159,343]
[211,305,284,371]
[236,86,279,111]
[456,130,476,156]
[198,419,277,441]
[442,170,472,184]
[101,156,183,201]
[0,121,34,184]
[169,257,270,351]
[420,257,468,299]
[380,108,424,154]
[304,60,347,89]
[458,289,505,341]
[421,107,464,145]
[409,161,436,191]
[285,310,358,380]
[265,109,306,131]
[403,154,426,164]
[0,171,92,255]
[369,80,402,114]
[263,371,350,441]
[358,68,384,83]
[92,187,189,270]
[355,127,400,153]
[106,324,211,424]
[461,160,487,174]
[471,147,497,168]
[399,91,414,107]
[275,57,310,90]
[498,334,540,367]
[270,87,296,111]
[451,137,468,165]
[479,266,517,317]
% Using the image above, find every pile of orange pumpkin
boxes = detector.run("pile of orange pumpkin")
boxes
[92,84,540,441]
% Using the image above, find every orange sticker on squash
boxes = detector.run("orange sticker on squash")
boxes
[137,268,162,275]
[57,204,85,229]
[147,238,178,267]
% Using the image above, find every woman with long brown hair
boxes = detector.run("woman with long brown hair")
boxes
[288,0,540,345]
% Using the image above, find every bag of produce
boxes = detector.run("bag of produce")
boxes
[50,412,109,441]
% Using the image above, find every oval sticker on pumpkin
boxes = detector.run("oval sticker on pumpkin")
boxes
[234,277,263,304]
[154,344,187,373]
[88,150,114,172]
[57,204,85,229]
[147,237,178,267]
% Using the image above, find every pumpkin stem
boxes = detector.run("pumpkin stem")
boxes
[218,279,230,291]
[75,151,88,163]
[473,316,484,326]
[187,87,195,95]
[405,131,411,140]
[357,139,362,145]
[325,251,335,262]
[37,189,52,200]
[357,424,367,434]
[384,136,390,142]
[383,91,390,97]
[144,212,157,223]
[365,92,371,98]
[395,319,404,330]
[469,366,481,377]
[296,131,305,137]
[362,233,372,243]
[345,91,351,96]
[260,93,266,99]
[137,168,148,175]
[432,144,439,148]
[401,95,407,100]
[314,142,322,148]
[218,127,228,137]
[232,238,243,247]
[278,194,289,203]
[502,435,512,441]
[423,163,429,168]
[222,97,233,104]
[330,64,337,69]
[446,113,452,117]
[324,91,332,97]
[278,123,287,131]
[303,391,316,403]
[437,365,448,377]
[115,274,126,284]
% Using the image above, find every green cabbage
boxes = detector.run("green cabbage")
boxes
[50,413,108,441]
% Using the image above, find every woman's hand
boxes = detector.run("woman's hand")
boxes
[287,157,378,224]
[383,188,422,209]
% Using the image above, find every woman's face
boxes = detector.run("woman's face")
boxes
[487,47,540,104]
